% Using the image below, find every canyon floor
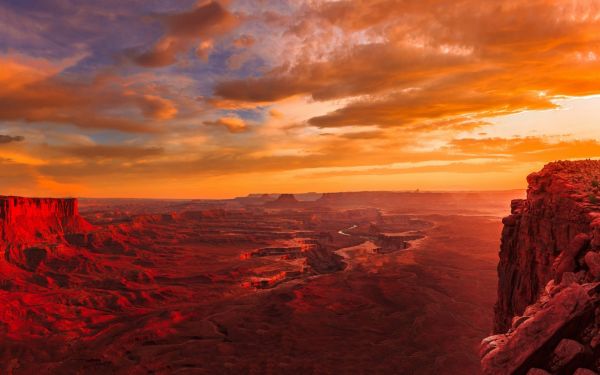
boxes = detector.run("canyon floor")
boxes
[0,192,520,374]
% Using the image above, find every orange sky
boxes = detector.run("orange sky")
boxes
[1,0,600,198]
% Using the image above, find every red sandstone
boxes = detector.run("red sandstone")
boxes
[483,160,600,374]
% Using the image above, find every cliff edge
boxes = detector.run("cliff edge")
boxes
[482,160,600,374]
[0,196,93,270]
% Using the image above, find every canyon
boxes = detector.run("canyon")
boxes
[481,160,600,374]
[0,190,518,374]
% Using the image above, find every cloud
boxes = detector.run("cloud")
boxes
[3,0,600,197]
[213,0,600,131]
[307,85,554,128]
[129,1,237,67]
[137,95,178,120]
[204,116,248,133]
[233,34,255,48]
[214,41,470,102]
[195,40,215,61]
[0,135,24,144]
[447,137,600,163]
[303,161,514,179]
[54,144,164,161]
[0,54,179,133]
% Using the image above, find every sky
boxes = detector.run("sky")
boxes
[1,0,600,198]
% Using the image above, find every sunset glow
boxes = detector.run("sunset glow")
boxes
[2,0,600,198]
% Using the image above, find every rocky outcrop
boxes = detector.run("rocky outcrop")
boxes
[0,196,92,243]
[495,161,600,333]
[264,194,302,208]
[305,245,346,274]
[482,283,596,374]
[482,160,600,374]
[0,196,93,269]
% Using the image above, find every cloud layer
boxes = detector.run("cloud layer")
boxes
[1,0,600,197]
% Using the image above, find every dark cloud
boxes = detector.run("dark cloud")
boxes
[130,1,237,67]
[0,135,24,144]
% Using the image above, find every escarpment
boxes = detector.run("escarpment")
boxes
[0,196,92,242]
[0,196,93,269]
[482,160,600,374]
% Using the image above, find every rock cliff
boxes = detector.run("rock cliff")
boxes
[482,160,600,374]
[0,196,92,269]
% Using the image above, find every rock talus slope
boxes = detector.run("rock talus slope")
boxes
[482,160,600,374]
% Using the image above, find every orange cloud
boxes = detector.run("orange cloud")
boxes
[448,137,600,163]
[233,34,255,48]
[213,0,600,131]
[3,0,600,198]
[204,116,248,133]
[0,55,178,133]
[137,95,178,120]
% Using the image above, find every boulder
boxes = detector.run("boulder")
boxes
[482,284,592,374]
[548,339,587,373]
[526,369,550,375]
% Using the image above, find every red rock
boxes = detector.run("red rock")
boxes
[502,214,518,226]
[585,251,600,278]
[495,161,598,333]
[0,196,93,270]
[264,194,301,208]
[548,339,586,373]
[526,369,550,375]
[485,161,600,374]
[574,368,598,375]
[305,245,346,274]
[479,334,507,358]
[0,192,512,373]
[554,233,592,282]
[0,196,92,243]
[511,315,530,329]
[482,284,592,375]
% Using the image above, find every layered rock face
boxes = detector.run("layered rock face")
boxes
[0,196,92,269]
[0,196,91,242]
[482,160,600,374]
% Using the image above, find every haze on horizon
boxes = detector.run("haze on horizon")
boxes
[2,0,600,199]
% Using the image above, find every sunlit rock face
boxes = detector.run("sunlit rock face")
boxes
[0,196,94,270]
[483,160,600,374]
[0,196,92,243]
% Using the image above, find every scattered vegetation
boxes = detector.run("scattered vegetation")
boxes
[589,194,599,204]
[593,179,600,188]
